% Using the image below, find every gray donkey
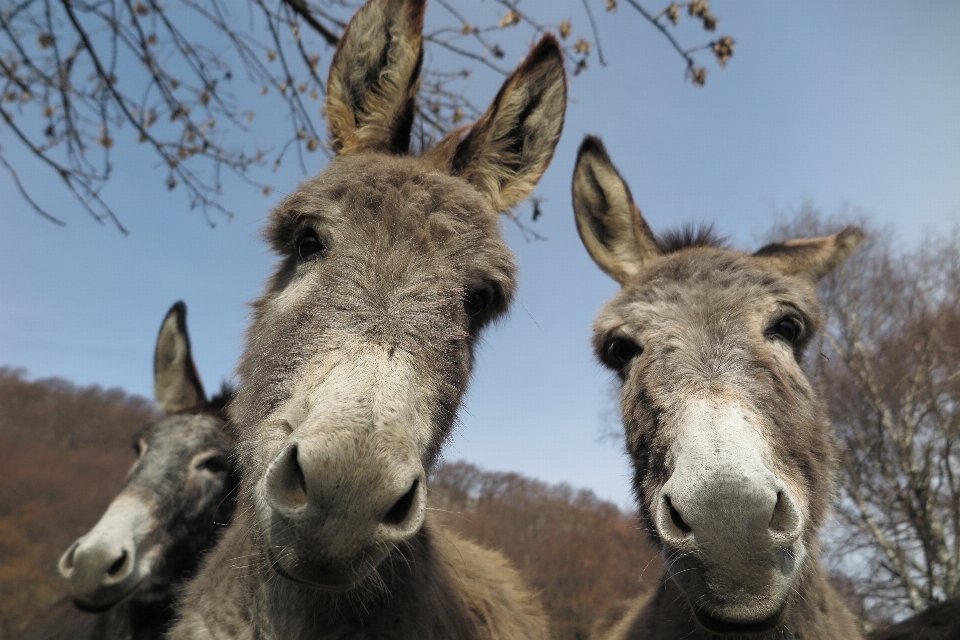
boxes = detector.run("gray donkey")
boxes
[572,136,864,639]
[167,0,566,638]
[22,302,236,640]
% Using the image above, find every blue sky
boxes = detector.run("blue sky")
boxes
[2,1,958,509]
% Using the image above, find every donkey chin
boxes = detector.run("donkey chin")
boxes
[260,513,397,591]
[663,531,808,634]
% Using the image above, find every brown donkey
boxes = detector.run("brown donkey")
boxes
[572,136,864,639]
[168,0,566,638]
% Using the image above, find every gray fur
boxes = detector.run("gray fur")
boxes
[574,136,864,639]
[42,302,236,640]
[168,0,566,638]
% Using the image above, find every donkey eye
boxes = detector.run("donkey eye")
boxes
[604,337,643,369]
[464,287,493,319]
[296,230,325,261]
[197,456,229,474]
[767,316,804,344]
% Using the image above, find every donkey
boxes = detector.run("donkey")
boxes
[572,136,865,639]
[167,0,566,638]
[32,302,237,640]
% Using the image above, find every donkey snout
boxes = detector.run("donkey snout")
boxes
[263,439,426,562]
[654,469,806,625]
[58,538,136,606]
[657,471,803,552]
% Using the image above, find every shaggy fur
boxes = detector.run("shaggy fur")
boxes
[44,302,236,640]
[573,137,864,639]
[168,1,566,638]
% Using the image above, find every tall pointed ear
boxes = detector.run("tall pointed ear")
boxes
[154,302,206,413]
[753,226,865,282]
[572,136,661,283]
[325,0,425,155]
[432,35,567,212]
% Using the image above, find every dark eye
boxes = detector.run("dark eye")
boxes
[767,316,803,345]
[464,287,493,319]
[133,439,147,458]
[603,337,643,369]
[296,230,324,261]
[197,456,229,474]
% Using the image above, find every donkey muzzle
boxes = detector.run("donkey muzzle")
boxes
[261,437,427,589]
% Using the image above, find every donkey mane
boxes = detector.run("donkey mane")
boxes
[655,224,728,254]
[204,383,234,421]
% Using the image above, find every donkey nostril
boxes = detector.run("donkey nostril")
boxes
[293,453,307,497]
[60,543,78,572]
[666,496,692,534]
[265,444,309,512]
[769,490,802,537]
[383,479,419,526]
[107,551,128,577]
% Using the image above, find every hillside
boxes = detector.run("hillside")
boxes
[0,368,655,640]
[0,368,158,639]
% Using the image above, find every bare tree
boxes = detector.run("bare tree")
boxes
[767,206,960,622]
[1,0,734,231]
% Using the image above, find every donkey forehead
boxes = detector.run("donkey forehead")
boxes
[138,413,229,454]
[267,154,514,280]
[599,249,821,334]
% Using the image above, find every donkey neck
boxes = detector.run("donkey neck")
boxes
[89,598,175,640]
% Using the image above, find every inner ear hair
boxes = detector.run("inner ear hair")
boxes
[572,135,660,283]
[325,0,426,155]
[441,34,567,212]
[154,301,207,414]
[754,226,865,282]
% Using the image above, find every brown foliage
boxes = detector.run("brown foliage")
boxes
[0,367,156,448]
[0,369,156,640]
[431,461,659,640]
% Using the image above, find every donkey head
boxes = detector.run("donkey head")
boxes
[573,137,863,634]
[58,302,236,611]
[233,0,565,593]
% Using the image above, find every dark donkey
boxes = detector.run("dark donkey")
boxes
[572,137,864,639]
[169,0,566,638]
[23,302,237,640]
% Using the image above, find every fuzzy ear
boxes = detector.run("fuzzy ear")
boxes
[154,302,206,413]
[572,136,661,283]
[430,35,567,212]
[753,226,865,282]
[325,0,425,155]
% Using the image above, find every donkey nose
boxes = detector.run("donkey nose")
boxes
[656,472,803,551]
[58,539,135,596]
[263,442,426,543]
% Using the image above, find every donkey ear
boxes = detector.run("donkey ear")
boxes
[325,0,425,155]
[435,35,567,212]
[572,136,661,283]
[154,302,206,413]
[753,226,865,282]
